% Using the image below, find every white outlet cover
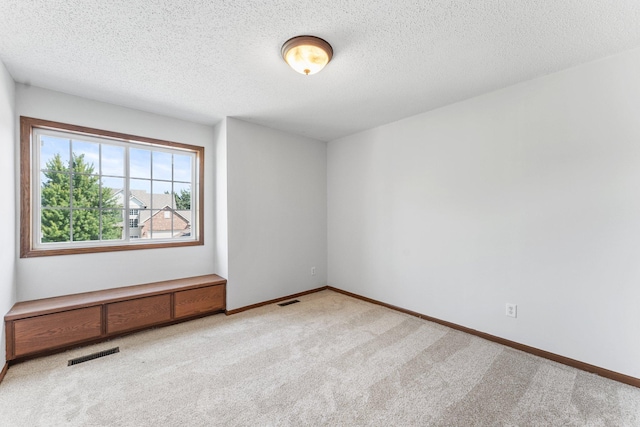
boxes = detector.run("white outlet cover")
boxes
[506,303,517,318]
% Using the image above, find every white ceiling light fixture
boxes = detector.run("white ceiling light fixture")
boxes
[281,35,333,76]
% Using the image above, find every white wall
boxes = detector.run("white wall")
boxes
[328,47,640,379]
[15,85,217,301]
[0,61,16,369]
[214,119,228,279]
[226,118,327,310]
[13,87,327,312]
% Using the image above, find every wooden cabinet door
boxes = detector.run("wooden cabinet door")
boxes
[174,285,224,318]
[13,306,102,357]
[106,294,171,334]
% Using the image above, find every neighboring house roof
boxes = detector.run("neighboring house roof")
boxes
[176,210,191,220]
[129,190,175,211]
[111,189,190,227]
[129,195,146,209]
[140,205,191,228]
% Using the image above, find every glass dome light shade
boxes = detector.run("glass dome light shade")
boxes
[281,36,333,75]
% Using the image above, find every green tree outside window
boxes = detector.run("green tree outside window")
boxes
[41,153,122,242]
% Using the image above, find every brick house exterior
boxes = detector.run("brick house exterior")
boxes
[140,207,190,239]
[113,189,191,239]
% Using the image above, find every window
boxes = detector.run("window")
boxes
[20,116,204,257]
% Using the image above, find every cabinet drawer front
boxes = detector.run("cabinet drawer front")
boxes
[13,306,102,357]
[174,285,224,318]
[106,294,171,334]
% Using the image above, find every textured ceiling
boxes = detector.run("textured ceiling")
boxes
[1,0,640,141]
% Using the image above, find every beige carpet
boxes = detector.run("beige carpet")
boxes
[0,290,639,426]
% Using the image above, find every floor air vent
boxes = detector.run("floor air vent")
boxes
[278,299,300,307]
[68,347,120,366]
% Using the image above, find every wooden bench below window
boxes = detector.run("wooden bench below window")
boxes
[5,274,226,361]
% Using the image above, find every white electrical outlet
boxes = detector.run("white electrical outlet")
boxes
[311,267,316,276]
[506,303,517,318]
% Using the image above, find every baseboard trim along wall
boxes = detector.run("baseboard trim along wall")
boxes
[326,286,640,389]
[0,362,8,385]
[225,286,329,315]
[227,284,640,388]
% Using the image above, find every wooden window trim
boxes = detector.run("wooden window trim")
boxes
[20,116,205,258]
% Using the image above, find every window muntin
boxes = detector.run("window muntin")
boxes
[21,117,204,257]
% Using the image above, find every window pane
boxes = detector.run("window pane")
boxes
[174,154,192,182]
[41,209,70,243]
[41,172,70,208]
[102,209,124,240]
[102,177,124,208]
[153,151,172,181]
[138,209,151,239]
[130,179,151,193]
[102,144,125,177]
[173,183,191,210]
[72,173,101,208]
[72,140,100,173]
[149,211,160,239]
[130,179,151,212]
[146,208,172,239]
[71,209,100,241]
[130,148,151,179]
[40,135,69,170]
[151,181,172,209]
[173,210,191,239]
